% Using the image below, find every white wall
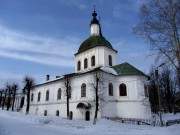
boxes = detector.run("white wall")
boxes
[23,72,101,120]
[22,72,151,120]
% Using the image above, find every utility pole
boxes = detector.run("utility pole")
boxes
[155,63,165,127]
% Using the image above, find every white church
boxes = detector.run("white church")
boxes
[22,10,151,120]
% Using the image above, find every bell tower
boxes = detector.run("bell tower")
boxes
[75,9,117,73]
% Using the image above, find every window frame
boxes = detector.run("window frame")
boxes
[46,90,49,101]
[109,55,112,66]
[108,83,113,96]
[84,58,88,69]
[119,83,127,96]
[81,83,86,97]
[37,92,41,102]
[57,88,61,100]
[91,56,95,67]
[77,61,81,71]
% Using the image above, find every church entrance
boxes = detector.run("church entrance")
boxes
[85,111,90,121]
[70,111,73,120]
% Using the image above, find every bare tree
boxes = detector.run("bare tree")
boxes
[148,66,159,114]
[6,83,12,111]
[0,89,3,107]
[133,0,180,86]
[159,67,176,113]
[63,74,72,119]
[91,71,105,125]
[2,88,7,110]
[11,83,18,112]
[23,75,35,114]
[148,65,177,113]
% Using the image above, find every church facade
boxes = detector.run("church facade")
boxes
[22,10,151,120]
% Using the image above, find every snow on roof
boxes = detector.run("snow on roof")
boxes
[100,67,117,75]
[35,76,65,87]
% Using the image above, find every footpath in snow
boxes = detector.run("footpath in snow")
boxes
[0,110,179,135]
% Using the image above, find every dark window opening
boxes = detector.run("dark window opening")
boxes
[119,83,127,96]
[108,83,113,96]
[91,56,95,67]
[109,55,112,66]
[57,88,61,100]
[84,58,88,69]
[37,92,41,102]
[81,83,86,97]
[77,61,81,71]
[46,90,49,101]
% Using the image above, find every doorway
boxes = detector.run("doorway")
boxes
[85,111,90,121]
[70,111,73,120]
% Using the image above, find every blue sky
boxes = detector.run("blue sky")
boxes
[0,0,154,88]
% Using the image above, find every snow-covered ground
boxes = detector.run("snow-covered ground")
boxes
[0,110,179,135]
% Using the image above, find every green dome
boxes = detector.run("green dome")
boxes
[77,36,113,54]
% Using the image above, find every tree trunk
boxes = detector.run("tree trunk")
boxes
[93,77,99,125]
[177,67,180,91]
[26,88,30,114]
[12,88,16,112]
[67,93,69,119]
[2,90,7,110]
[0,92,2,107]
[7,90,11,111]
[66,78,70,119]
[7,96,11,111]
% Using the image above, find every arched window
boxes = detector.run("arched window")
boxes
[119,83,127,96]
[37,92,41,102]
[68,86,71,99]
[46,90,49,101]
[56,110,59,116]
[44,110,47,116]
[31,93,34,101]
[84,58,88,69]
[77,61,81,71]
[81,83,86,97]
[109,55,112,66]
[91,56,95,67]
[57,88,61,100]
[108,83,113,96]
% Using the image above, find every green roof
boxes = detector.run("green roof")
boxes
[77,35,114,54]
[111,62,145,76]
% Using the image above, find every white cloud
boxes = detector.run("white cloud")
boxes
[0,25,79,67]
[0,49,74,67]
